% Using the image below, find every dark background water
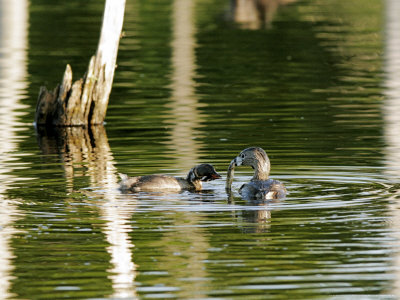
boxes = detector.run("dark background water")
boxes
[1,0,400,299]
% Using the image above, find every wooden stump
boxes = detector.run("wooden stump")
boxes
[35,0,126,126]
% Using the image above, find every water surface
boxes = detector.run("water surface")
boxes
[1,0,400,299]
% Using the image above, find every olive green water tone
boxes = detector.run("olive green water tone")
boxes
[1,0,400,299]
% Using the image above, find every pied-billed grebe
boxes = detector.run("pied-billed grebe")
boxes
[119,164,221,193]
[226,147,286,200]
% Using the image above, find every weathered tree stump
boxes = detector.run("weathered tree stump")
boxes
[35,0,126,126]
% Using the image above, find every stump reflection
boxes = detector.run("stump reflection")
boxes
[36,125,137,299]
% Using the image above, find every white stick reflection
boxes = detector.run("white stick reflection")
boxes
[0,0,28,298]
[165,0,205,170]
[87,127,138,299]
[53,127,138,299]
[154,1,211,297]
[100,187,138,299]
[383,0,400,296]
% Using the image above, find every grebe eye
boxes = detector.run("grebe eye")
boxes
[241,154,245,158]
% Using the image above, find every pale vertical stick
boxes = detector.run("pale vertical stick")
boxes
[156,2,211,298]
[35,0,126,126]
[384,0,400,296]
[90,0,126,124]
[166,0,205,170]
[86,127,138,298]
[0,0,28,298]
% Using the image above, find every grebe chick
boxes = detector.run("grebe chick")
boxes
[120,163,221,193]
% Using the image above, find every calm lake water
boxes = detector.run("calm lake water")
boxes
[1,0,400,299]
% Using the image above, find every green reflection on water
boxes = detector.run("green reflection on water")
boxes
[2,0,395,299]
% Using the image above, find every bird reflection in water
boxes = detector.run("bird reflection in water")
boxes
[230,0,297,29]
[228,190,282,233]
